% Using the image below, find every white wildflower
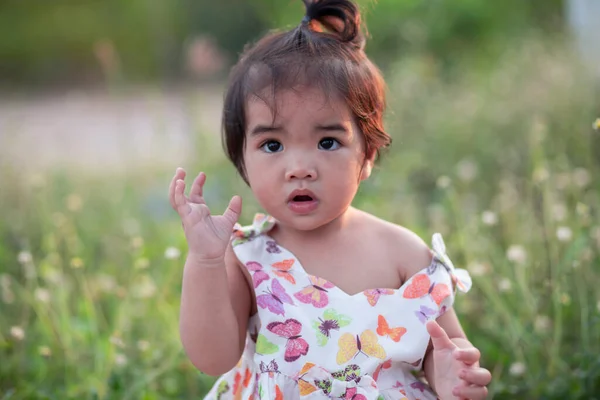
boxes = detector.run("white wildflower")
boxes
[533,167,549,183]
[507,245,527,264]
[110,335,125,348]
[1,274,14,304]
[509,362,526,376]
[498,278,512,292]
[17,251,32,264]
[456,159,478,182]
[468,262,490,277]
[66,194,83,212]
[534,315,551,333]
[38,346,52,357]
[114,353,128,366]
[132,276,157,299]
[134,258,150,269]
[481,211,498,226]
[573,168,591,188]
[164,247,181,260]
[436,176,451,189]
[556,226,572,242]
[130,236,144,249]
[10,326,25,341]
[137,340,150,352]
[551,203,567,221]
[34,288,51,303]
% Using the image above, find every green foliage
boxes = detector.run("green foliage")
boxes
[1,35,599,398]
[0,0,565,86]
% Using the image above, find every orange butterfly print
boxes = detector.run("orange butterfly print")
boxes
[275,384,284,400]
[402,273,450,305]
[296,363,319,396]
[373,359,392,381]
[376,315,407,342]
[363,288,395,306]
[272,259,296,285]
[336,330,386,365]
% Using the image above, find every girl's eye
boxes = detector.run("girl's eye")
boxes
[261,140,283,153]
[318,138,341,151]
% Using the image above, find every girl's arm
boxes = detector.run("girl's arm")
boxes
[179,244,252,376]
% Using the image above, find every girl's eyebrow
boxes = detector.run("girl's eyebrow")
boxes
[250,124,285,136]
[315,123,349,132]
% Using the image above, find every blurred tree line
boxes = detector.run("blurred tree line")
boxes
[0,0,564,88]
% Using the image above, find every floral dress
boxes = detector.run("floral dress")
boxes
[204,214,472,400]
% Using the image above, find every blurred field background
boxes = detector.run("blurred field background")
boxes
[1,0,600,398]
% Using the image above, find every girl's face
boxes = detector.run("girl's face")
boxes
[243,86,374,232]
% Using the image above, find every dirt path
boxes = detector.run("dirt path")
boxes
[0,85,224,173]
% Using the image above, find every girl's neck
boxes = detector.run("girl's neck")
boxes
[273,206,359,248]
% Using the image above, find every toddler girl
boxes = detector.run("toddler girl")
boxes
[169,0,492,398]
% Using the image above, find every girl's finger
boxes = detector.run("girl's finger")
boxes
[454,347,481,365]
[174,179,191,216]
[169,168,186,209]
[223,195,242,226]
[453,384,488,400]
[459,368,492,386]
[189,172,206,203]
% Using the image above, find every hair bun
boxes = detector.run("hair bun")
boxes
[301,0,365,50]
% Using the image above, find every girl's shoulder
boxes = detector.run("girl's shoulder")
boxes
[355,209,441,282]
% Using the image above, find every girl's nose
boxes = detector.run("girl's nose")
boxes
[285,163,317,181]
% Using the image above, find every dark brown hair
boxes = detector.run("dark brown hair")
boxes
[222,0,391,184]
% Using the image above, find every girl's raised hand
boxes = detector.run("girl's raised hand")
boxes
[169,168,242,264]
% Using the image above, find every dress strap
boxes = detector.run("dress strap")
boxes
[430,233,472,293]
[232,213,276,246]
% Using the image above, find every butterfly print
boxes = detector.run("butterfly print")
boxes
[267,319,309,362]
[216,380,230,400]
[256,334,279,355]
[266,240,281,254]
[294,275,335,308]
[336,330,386,365]
[272,259,296,284]
[363,288,395,306]
[259,359,280,378]
[415,305,437,324]
[403,358,422,368]
[403,273,451,305]
[256,279,294,316]
[372,359,392,381]
[246,261,269,288]
[343,387,367,400]
[332,364,362,383]
[376,315,407,342]
[410,380,428,393]
[312,309,352,346]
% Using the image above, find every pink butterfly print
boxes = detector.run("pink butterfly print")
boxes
[257,279,294,316]
[266,319,309,362]
[415,305,437,324]
[246,261,270,288]
[344,387,367,400]
[363,288,395,306]
[294,276,335,308]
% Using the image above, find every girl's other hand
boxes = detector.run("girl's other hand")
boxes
[169,168,242,264]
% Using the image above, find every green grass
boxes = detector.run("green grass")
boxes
[1,36,599,399]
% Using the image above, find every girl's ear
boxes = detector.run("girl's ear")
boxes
[360,149,377,181]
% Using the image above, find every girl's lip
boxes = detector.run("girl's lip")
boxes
[287,188,317,202]
[287,199,319,214]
